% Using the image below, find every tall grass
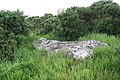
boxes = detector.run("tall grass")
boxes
[0,34,120,80]
[79,33,119,46]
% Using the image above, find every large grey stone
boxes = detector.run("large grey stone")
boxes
[32,38,108,59]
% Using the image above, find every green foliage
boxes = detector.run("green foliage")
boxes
[90,0,113,18]
[40,1,120,40]
[0,10,30,61]
[0,0,120,79]
[27,16,41,30]
[94,17,120,35]
[26,0,120,40]
[52,7,89,41]
[25,0,120,41]
[90,0,120,35]
[79,33,120,46]
[0,34,120,80]
[27,13,53,32]
[115,43,120,55]
[40,16,60,35]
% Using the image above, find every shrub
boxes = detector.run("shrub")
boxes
[52,7,89,41]
[90,0,120,35]
[40,16,60,35]
[0,10,30,61]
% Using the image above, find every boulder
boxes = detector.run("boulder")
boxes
[32,38,108,59]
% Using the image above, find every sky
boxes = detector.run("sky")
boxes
[0,0,120,17]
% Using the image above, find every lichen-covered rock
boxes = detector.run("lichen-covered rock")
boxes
[32,38,108,59]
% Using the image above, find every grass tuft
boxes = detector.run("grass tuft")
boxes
[0,34,120,80]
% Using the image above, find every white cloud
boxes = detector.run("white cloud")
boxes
[0,0,120,16]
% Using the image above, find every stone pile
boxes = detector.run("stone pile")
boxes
[32,38,108,59]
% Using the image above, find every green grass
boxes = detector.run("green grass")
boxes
[0,34,120,80]
[79,33,120,46]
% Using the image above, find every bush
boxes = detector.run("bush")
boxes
[0,10,30,61]
[40,16,60,35]
[52,7,89,41]
[90,0,120,35]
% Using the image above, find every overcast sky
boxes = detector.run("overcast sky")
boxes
[0,0,120,16]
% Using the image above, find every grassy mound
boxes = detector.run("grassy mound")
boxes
[0,34,120,80]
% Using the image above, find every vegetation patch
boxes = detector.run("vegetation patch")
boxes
[0,0,120,79]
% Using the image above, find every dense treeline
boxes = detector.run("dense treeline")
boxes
[0,0,120,61]
[28,0,120,40]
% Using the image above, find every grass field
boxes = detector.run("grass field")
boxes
[0,34,120,80]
